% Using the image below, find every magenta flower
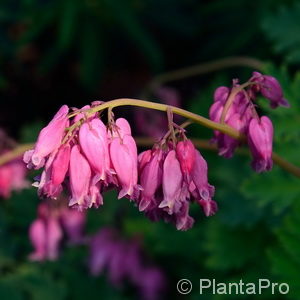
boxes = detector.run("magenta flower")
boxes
[213,86,230,104]
[139,149,163,211]
[176,139,196,182]
[110,135,139,199]
[28,204,63,261]
[42,144,71,198]
[88,228,166,299]
[248,116,274,172]
[0,160,28,198]
[159,150,183,214]
[190,150,217,216]
[28,202,86,261]
[138,149,152,174]
[60,208,86,244]
[251,72,289,108]
[69,145,91,209]
[79,118,109,181]
[24,105,69,168]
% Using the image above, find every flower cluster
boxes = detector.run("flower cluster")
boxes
[0,129,28,198]
[24,102,216,230]
[138,138,216,231]
[209,71,288,172]
[29,201,86,261]
[89,228,166,300]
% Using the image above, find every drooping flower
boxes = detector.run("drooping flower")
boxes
[24,105,69,168]
[176,139,196,182]
[28,203,63,261]
[88,228,166,299]
[159,150,183,214]
[110,134,139,199]
[69,145,91,209]
[139,149,163,211]
[60,208,86,244]
[41,144,71,198]
[190,150,217,216]
[0,159,28,198]
[251,72,289,108]
[248,116,273,172]
[79,118,110,182]
[28,202,86,261]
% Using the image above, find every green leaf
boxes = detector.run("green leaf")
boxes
[262,4,300,63]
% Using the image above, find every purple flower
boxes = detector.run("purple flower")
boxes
[251,72,289,108]
[88,228,166,299]
[248,116,273,172]
[28,203,63,261]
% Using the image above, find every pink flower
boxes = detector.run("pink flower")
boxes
[176,139,196,182]
[251,72,289,108]
[0,160,28,198]
[69,145,91,209]
[41,144,71,198]
[61,208,86,244]
[24,105,69,168]
[190,150,217,216]
[175,201,194,231]
[159,150,183,214]
[138,150,152,174]
[79,118,109,181]
[88,228,166,299]
[28,218,47,261]
[28,204,63,261]
[139,149,163,211]
[218,113,247,158]
[248,116,273,172]
[110,135,138,199]
[213,86,230,104]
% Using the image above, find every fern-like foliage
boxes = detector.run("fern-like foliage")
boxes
[262,4,300,63]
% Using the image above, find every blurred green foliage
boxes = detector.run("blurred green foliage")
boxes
[1,0,300,299]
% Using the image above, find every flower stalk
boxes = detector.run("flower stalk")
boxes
[0,98,299,177]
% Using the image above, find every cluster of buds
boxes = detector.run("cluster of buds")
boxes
[0,129,28,198]
[209,71,288,172]
[29,200,86,261]
[23,102,216,230]
[89,228,166,300]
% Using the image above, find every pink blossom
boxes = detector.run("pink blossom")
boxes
[251,72,289,108]
[190,150,217,216]
[139,149,163,211]
[0,160,28,198]
[248,116,273,172]
[28,205,63,261]
[61,208,86,244]
[79,118,109,181]
[176,139,196,182]
[24,105,69,168]
[213,86,229,104]
[69,145,91,209]
[138,150,152,174]
[159,150,183,214]
[110,135,138,199]
[41,144,71,198]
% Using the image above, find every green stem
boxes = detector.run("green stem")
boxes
[1,97,300,179]
[83,98,244,140]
